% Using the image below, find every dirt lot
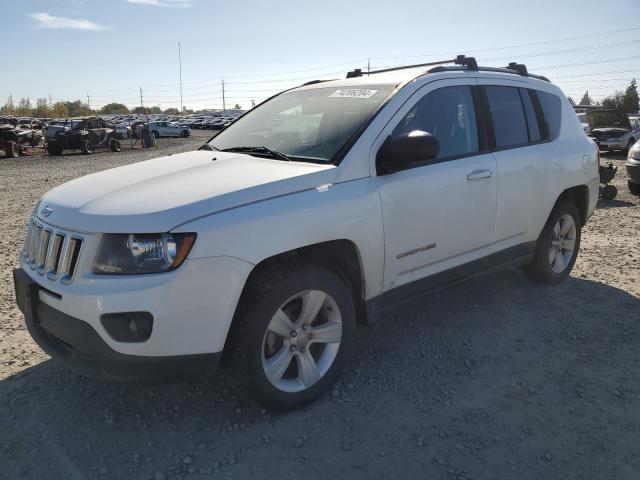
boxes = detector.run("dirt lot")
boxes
[0,138,639,479]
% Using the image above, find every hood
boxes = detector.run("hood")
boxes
[590,127,630,137]
[38,150,337,233]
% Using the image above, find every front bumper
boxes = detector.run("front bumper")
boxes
[14,268,221,382]
[626,158,640,184]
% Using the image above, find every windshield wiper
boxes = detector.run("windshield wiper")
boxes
[199,144,219,151]
[222,146,291,161]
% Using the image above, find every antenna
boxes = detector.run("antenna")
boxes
[178,41,183,112]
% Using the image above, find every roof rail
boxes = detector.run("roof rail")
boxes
[344,55,549,82]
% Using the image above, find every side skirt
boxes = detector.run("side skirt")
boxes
[366,241,536,322]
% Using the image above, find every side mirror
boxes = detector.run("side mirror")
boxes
[376,130,439,175]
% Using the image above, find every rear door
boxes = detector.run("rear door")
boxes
[374,80,498,292]
[477,80,560,247]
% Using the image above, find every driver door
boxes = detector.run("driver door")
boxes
[373,80,498,293]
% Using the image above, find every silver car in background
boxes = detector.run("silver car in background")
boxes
[587,109,639,154]
[148,121,191,138]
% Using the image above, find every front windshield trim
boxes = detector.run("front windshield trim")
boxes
[206,83,400,166]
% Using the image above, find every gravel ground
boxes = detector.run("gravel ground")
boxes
[0,140,639,480]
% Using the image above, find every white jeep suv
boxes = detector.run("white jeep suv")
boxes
[14,56,598,410]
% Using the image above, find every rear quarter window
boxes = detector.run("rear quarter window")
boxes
[537,91,562,140]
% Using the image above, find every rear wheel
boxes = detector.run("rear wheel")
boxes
[181,130,189,138]
[4,141,18,158]
[80,139,93,155]
[230,263,356,411]
[109,139,121,152]
[524,201,581,285]
[629,180,640,196]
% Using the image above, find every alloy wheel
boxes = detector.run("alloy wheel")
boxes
[548,214,577,273]
[261,290,342,393]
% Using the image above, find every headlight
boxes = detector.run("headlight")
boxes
[93,233,196,274]
[629,142,640,160]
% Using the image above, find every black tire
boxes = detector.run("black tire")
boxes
[152,130,159,139]
[229,263,356,411]
[601,184,617,200]
[524,201,582,285]
[629,180,640,196]
[80,139,93,155]
[109,139,121,152]
[181,130,189,138]
[47,142,63,156]
[4,141,18,158]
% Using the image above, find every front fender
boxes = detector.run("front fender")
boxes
[175,177,385,299]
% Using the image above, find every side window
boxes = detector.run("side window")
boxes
[393,85,479,160]
[484,86,529,148]
[519,89,541,142]
[537,91,562,140]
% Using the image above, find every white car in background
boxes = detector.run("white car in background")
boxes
[149,121,191,138]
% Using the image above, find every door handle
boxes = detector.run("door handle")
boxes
[466,169,493,181]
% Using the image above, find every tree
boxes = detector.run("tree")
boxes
[579,91,592,106]
[132,106,149,115]
[164,107,179,115]
[100,103,129,114]
[34,98,52,117]
[567,97,576,106]
[15,98,33,116]
[1,94,16,115]
[148,106,162,114]
[601,91,624,111]
[51,102,70,118]
[64,100,92,117]
[233,103,242,110]
[622,79,639,114]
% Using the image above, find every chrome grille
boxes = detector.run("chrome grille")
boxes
[22,218,83,284]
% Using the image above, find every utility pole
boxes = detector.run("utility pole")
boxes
[178,41,183,113]
[367,58,370,74]
[221,79,226,114]
[48,93,52,108]
[251,99,255,109]
[139,86,144,110]
[86,93,91,113]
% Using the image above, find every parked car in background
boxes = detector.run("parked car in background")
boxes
[0,117,44,157]
[627,139,640,196]
[576,112,590,134]
[47,117,120,155]
[587,109,638,154]
[149,121,191,138]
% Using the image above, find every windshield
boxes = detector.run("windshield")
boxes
[587,110,631,130]
[208,85,395,163]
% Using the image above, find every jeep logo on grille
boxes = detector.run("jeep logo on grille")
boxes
[41,205,53,217]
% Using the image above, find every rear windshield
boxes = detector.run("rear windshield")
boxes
[208,85,395,163]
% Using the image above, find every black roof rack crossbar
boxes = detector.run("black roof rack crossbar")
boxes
[345,55,479,78]
[427,64,550,82]
[345,55,549,82]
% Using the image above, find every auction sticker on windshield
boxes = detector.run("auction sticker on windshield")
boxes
[329,89,378,98]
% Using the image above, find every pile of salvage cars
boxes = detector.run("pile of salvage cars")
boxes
[0,117,44,158]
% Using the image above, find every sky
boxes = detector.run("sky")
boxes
[1,0,639,112]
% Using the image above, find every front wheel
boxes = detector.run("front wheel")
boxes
[629,180,640,196]
[109,139,121,152]
[152,130,159,139]
[230,263,356,411]
[4,141,18,158]
[181,130,189,138]
[524,201,582,285]
[80,139,93,155]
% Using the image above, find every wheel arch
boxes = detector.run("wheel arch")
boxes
[556,184,589,225]
[235,239,368,327]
